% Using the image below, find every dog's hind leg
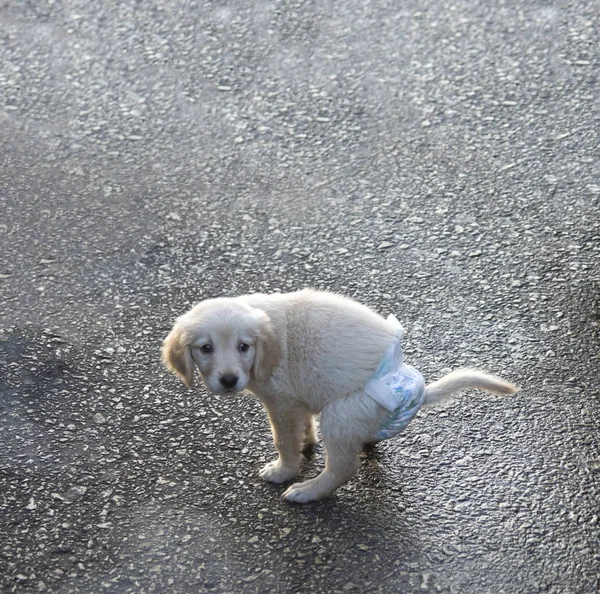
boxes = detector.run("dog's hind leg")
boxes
[282,393,382,503]
[283,439,363,503]
[259,402,312,483]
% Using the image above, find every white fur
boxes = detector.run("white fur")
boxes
[162,289,518,503]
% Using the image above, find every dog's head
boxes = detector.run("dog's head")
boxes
[162,299,281,394]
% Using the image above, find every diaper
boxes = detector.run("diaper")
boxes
[364,314,426,441]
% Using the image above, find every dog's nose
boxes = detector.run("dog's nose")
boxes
[219,374,239,390]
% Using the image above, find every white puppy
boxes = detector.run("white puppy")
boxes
[162,289,518,503]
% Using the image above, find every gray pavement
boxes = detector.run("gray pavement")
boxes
[1,0,599,592]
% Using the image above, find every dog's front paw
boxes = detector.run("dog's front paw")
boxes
[259,459,298,483]
[282,480,324,504]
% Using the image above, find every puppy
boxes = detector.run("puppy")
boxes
[162,289,518,503]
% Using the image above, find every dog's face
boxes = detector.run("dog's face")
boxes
[162,299,281,394]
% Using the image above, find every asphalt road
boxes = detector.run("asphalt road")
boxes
[1,0,599,592]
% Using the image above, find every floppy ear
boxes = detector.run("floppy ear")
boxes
[162,324,195,388]
[253,312,282,383]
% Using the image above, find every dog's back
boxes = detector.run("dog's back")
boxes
[243,289,397,408]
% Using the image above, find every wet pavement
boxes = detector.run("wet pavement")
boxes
[1,0,599,592]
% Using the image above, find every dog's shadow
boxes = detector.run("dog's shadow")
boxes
[361,442,384,460]
[299,440,386,466]
[272,444,421,568]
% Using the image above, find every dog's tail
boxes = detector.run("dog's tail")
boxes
[423,369,518,407]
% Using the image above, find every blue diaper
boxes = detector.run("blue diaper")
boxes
[365,315,426,441]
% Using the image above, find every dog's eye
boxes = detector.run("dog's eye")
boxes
[239,342,250,353]
[199,344,213,355]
